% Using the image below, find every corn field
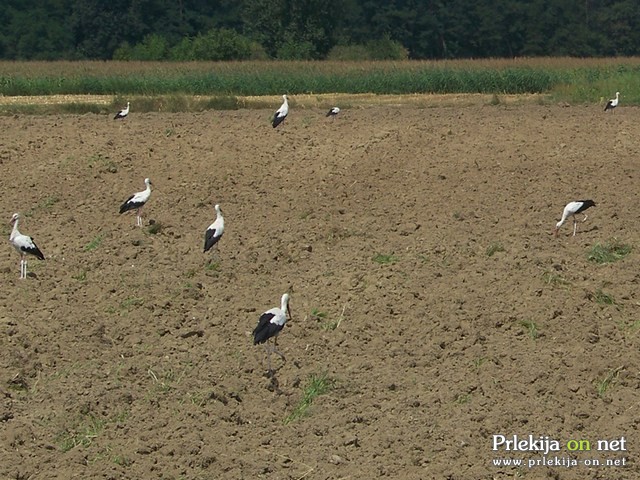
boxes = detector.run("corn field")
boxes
[0,58,639,103]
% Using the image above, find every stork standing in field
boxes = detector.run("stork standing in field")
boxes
[326,106,340,119]
[119,177,152,226]
[554,200,596,237]
[203,204,224,253]
[604,92,619,112]
[272,95,289,128]
[9,213,45,279]
[253,293,291,373]
[114,101,130,120]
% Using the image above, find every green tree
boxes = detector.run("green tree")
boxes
[1,0,74,59]
[113,34,169,60]
[166,28,255,61]
[71,0,134,59]
[242,0,345,59]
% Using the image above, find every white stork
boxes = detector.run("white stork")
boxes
[554,200,596,237]
[272,95,289,128]
[604,92,619,112]
[253,293,291,372]
[204,204,224,253]
[9,213,45,279]
[114,101,130,120]
[326,106,340,118]
[120,178,152,226]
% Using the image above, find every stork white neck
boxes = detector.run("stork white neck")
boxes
[10,214,20,239]
[280,293,290,314]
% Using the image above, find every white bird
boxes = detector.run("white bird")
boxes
[204,204,224,253]
[554,200,596,237]
[272,94,289,128]
[253,293,291,372]
[604,92,619,112]
[326,106,340,118]
[114,101,130,120]
[120,178,152,226]
[9,213,45,279]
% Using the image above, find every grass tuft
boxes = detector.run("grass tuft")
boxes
[454,393,472,405]
[120,297,144,310]
[56,415,106,452]
[591,288,616,305]
[596,367,623,398]
[519,320,539,340]
[284,373,334,424]
[72,270,87,282]
[486,242,505,257]
[372,253,397,264]
[206,261,220,272]
[84,235,103,251]
[147,221,163,235]
[588,239,631,264]
[542,271,570,287]
[310,308,327,320]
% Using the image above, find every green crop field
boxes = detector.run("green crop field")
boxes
[0,58,639,113]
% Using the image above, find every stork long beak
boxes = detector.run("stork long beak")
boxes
[553,227,559,237]
[286,304,292,321]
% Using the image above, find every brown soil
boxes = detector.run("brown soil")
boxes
[1,103,639,480]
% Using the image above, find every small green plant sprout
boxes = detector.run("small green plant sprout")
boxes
[622,319,640,334]
[312,303,348,331]
[284,372,334,424]
[519,319,539,340]
[596,366,624,398]
[454,393,472,405]
[72,270,87,282]
[56,415,106,452]
[310,308,334,330]
[417,254,429,264]
[486,242,505,257]
[472,357,487,370]
[113,455,133,467]
[206,260,220,272]
[84,235,103,252]
[588,239,631,264]
[184,269,196,278]
[147,220,163,235]
[590,288,616,305]
[310,308,327,321]
[87,153,118,173]
[148,367,186,394]
[37,196,60,211]
[120,297,144,310]
[542,270,570,287]
[372,253,397,264]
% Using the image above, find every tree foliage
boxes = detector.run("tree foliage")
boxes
[2,0,640,60]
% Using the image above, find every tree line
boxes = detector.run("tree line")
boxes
[2,0,640,61]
